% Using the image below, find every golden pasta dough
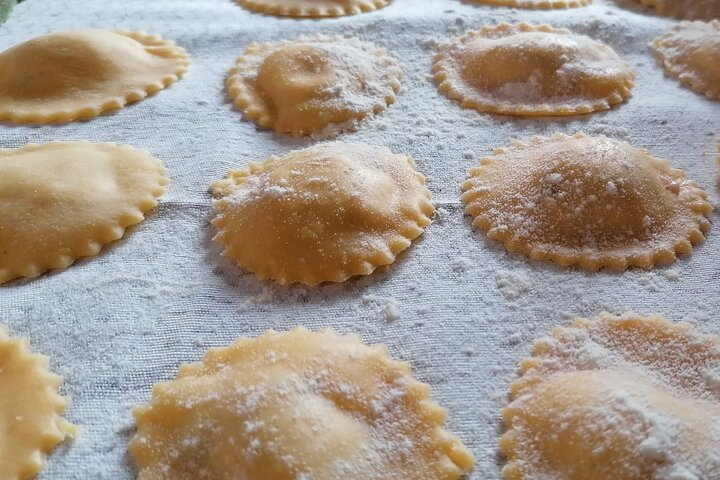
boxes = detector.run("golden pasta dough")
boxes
[466,0,590,9]
[0,325,76,479]
[227,36,402,137]
[0,142,169,284]
[235,0,390,17]
[501,312,720,479]
[0,29,189,124]
[652,20,720,100]
[432,23,634,116]
[632,0,720,20]
[211,142,434,285]
[460,133,712,271]
[129,328,475,480]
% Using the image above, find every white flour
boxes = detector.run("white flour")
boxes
[0,0,718,479]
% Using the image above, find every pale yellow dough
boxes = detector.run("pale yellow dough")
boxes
[0,325,77,479]
[432,23,634,116]
[129,328,475,480]
[227,36,402,137]
[235,0,390,17]
[0,142,169,284]
[0,29,189,124]
[652,20,720,100]
[211,142,434,285]
[501,313,720,480]
[467,0,590,9]
[461,133,712,270]
[633,0,720,19]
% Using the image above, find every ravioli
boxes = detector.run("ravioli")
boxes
[501,312,720,480]
[129,328,475,480]
[432,23,634,116]
[0,142,169,283]
[0,29,189,124]
[652,20,720,100]
[460,133,712,270]
[235,0,390,17]
[0,325,76,479]
[467,0,591,9]
[632,0,720,20]
[211,142,434,285]
[227,36,402,137]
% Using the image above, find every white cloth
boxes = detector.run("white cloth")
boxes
[0,0,718,478]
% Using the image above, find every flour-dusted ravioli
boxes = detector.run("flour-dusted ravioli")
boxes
[227,36,402,137]
[432,23,634,116]
[467,0,590,9]
[129,328,475,480]
[0,142,169,283]
[632,0,720,20]
[461,133,712,270]
[501,313,720,480]
[0,325,77,480]
[235,0,390,17]
[211,142,434,285]
[0,29,189,124]
[652,20,720,100]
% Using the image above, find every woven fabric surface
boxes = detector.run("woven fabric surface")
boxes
[0,0,719,478]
